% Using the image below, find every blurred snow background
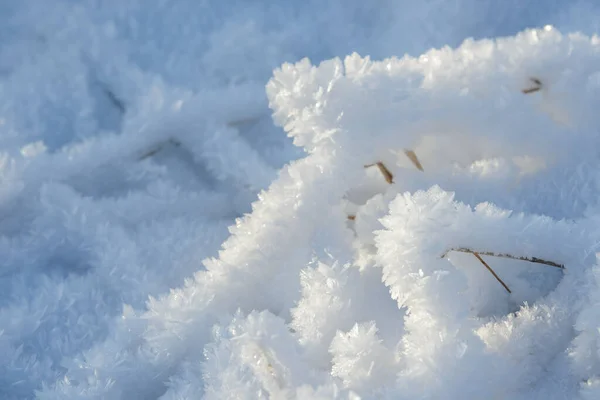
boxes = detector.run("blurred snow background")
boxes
[0,1,599,399]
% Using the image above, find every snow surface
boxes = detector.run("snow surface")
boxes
[2,1,600,399]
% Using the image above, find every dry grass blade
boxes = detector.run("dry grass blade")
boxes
[522,77,542,94]
[138,145,163,161]
[441,248,565,269]
[226,116,261,128]
[472,252,512,294]
[138,139,182,161]
[364,162,394,184]
[103,87,126,114]
[376,162,394,183]
[137,116,261,162]
[404,149,424,171]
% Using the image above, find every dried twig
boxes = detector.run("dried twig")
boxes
[103,87,126,114]
[138,139,182,161]
[138,146,162,160]
[522,77,542,94]
[441,248,565,269]
[472,252,512,293]
[376,162,394,183]
[404,149,424,171]
[442,247,565,295]
[364,162,394,184]
[136,116,260,162]
[364,150,423,181]
[227,116,261,128]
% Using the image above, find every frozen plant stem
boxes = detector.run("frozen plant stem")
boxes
[441,248,565,269]
[363,150,423,183]
[138,139,182,161]
[364,162,394,184]
[376,162,394,183]
[136,117,261,162]
[102,86,126,114]
[522,77,542,94]
[472,252,512,294]
[226,116,261,128]
[404,149,424,171]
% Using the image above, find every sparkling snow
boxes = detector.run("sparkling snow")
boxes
[1,1,600,399]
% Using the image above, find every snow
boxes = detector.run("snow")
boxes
[2,1,600,399]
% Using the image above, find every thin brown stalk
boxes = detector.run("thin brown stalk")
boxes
[522,77,542,94]
[138,145,163,160]
[404,149,424,171]
[376,162,394,183]
[441,248,565,269]
[227,116,261,128]
[522,87,541,94]
[472,252,512,294]
[364,162,394,184]
[138,139,182,161]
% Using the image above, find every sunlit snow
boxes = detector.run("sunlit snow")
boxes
[1,1,600,399]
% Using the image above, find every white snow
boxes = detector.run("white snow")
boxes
[2,1,600,399]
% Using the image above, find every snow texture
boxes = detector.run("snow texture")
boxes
[1,1,600,399]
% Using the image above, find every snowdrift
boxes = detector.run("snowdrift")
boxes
[26,27,600,399]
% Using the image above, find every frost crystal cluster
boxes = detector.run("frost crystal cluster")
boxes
[29,27,600,399]
[3,2,600,398]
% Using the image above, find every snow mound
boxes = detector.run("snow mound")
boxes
[34,27,600,399]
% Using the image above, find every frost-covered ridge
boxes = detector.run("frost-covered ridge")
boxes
[21,27,600,399]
